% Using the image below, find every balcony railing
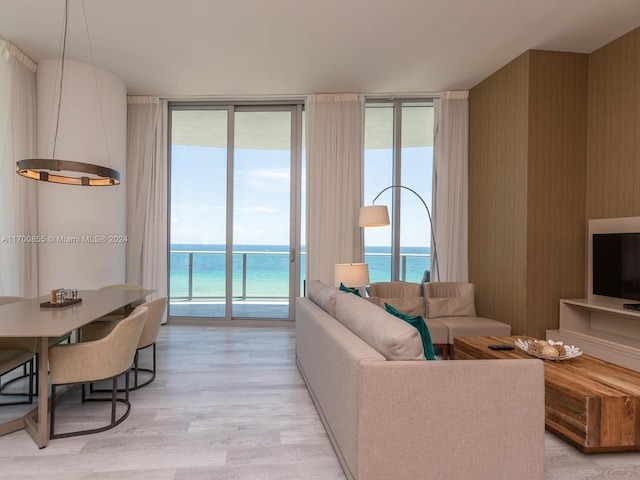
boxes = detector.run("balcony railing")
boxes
[169,249,430,302]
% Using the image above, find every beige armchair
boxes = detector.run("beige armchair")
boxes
[369,282,451,359]
[0,296,36,404]
[423,282,511,356]
[82,296,167,390]
[48,306,147,439]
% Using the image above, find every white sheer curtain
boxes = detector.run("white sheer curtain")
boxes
[0,40,38,297]
[126,96,168,321]
[306,93,364,287]
[433,91,469,282]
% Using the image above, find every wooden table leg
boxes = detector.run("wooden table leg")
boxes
[24,336,49,448]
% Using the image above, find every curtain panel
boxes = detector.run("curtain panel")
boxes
[0,40,38,296]
[305,93,364,287]
[433,91,469,282]
[126,96,168,320]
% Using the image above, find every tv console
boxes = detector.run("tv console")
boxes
[548,299,640,371]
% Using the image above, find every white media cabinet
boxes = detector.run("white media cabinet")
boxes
[547,299,640,371]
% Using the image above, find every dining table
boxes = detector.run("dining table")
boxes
[0,288,153,448]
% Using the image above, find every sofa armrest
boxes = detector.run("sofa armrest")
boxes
[356,359,544,480]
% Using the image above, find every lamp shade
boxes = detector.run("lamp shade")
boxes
[334,263,370,288]
[359,205,390,227]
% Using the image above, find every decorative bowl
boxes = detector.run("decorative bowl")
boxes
[514,338,583,361]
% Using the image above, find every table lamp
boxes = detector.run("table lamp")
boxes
[334,263,370,295]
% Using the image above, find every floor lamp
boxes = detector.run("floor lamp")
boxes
[359,185,439,282]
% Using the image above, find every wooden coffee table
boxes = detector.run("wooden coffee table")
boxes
[454,335,640,453]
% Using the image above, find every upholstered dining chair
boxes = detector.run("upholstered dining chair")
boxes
[130,296,167,389]
[100,283,146,318]
[0,295,73,398]
[48,306,147,439]
[0,296,36,405]
[78,283,147,342]
[82,296,167,391]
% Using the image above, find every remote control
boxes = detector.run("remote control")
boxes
[488,344,515,351]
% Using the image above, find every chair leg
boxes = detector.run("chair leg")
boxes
[0,358,37,405]
[50,384,57,439]
[50,373,133,440]
[28,357,34,403]
[34,353,39,396]
[111,377,117,425]
[131,343,156,390]
[134,351,139,389]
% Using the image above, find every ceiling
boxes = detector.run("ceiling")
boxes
[1,0,640,99]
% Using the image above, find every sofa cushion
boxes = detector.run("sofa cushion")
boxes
[423,318,448,345]
[380,296,425,317]
[370,282,421,298]
[366,296,381,306]
[436,316,512,343]
[385,303,436,360]
[308,280,344,316]
[334,294,425,361]
[426,296,476,318]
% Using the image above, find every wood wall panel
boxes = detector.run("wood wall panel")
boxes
[469,53,529,335]
[469,51,587,338]
[527,51,588,337]
[587,28,640,220]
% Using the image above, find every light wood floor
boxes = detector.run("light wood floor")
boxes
[1,321,640,479]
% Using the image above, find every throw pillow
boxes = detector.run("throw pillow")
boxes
[385,303,436,360]
[339,283,362,297]
[379,296,425,317]
[426,296,477,318]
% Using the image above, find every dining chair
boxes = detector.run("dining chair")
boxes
[77,283,147,342]
[100,283,147,317]
[0,296,36,405]
[83,296,167,391]
[0,295,73,398]
[130,296,167,389]
[48,306,147,439]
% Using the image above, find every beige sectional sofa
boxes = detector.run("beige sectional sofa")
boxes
[369,281,511,358]
[295,280,545,480]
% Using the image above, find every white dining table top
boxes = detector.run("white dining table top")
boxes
[0,289,154,337]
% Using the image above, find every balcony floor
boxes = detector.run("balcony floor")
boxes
[169,300,290,319]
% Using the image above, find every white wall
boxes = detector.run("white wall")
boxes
[36,59,126,294]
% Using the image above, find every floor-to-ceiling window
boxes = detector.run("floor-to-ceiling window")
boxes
[169,103,303,320]
[363,100,434,283]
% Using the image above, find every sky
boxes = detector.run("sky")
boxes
[170,144,433,249]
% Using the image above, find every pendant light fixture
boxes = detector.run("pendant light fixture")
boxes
[16,0,120,186]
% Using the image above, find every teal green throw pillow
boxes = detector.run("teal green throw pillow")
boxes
[339,282,362,297]
[385,303,436,360]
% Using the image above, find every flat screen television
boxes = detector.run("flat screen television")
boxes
[592,232,640,302]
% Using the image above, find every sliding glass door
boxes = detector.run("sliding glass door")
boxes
[232,109,293,318]
[170,109,228,317]
[169,104,302,320]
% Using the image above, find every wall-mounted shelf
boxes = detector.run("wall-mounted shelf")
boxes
[547,299,640,371]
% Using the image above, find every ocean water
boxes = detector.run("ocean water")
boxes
[170,244,431,299]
